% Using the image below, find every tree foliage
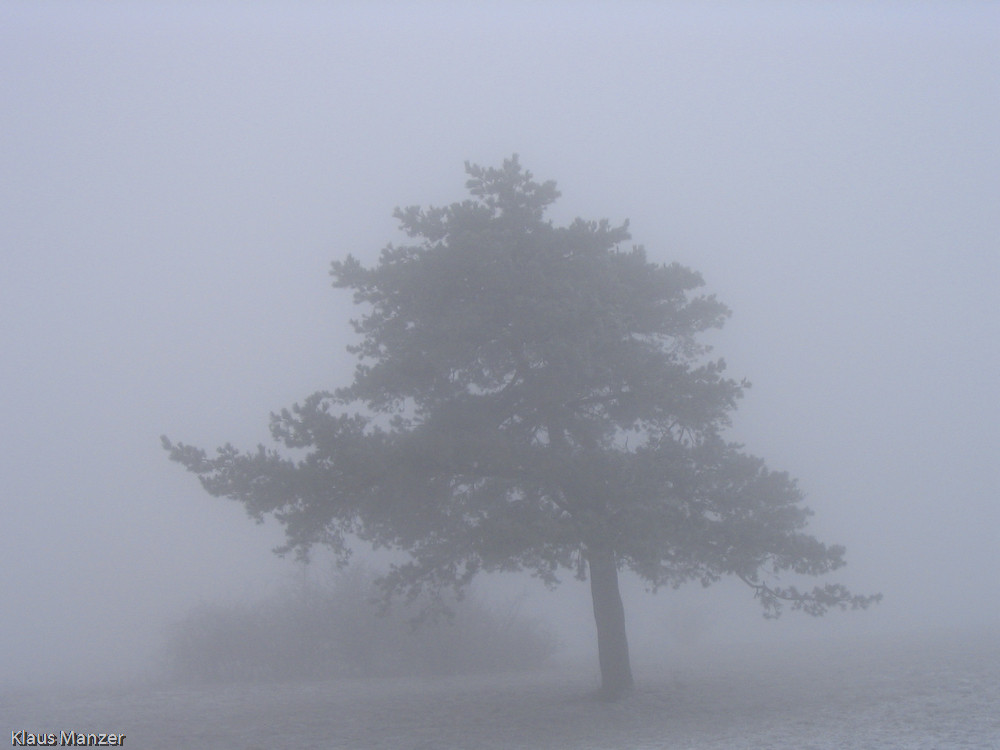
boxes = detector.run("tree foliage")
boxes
[164,157,878,693]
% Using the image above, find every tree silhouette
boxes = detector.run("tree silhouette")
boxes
[164,156,879,698]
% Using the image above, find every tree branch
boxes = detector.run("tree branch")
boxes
[737,573,882,618]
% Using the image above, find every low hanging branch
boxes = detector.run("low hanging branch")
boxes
[738,574,883,618]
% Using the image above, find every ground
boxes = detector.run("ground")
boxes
[5,626,998,749]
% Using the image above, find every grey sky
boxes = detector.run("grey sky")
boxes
[2,2,997,685]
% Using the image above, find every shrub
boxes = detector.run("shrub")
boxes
[162,567,557,682]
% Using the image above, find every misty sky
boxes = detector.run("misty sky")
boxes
[2,2,997,686]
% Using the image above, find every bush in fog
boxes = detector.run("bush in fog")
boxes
[162,567,557,682]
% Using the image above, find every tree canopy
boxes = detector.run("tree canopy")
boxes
[164,156,879,697]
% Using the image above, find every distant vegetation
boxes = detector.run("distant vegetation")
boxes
[161,567,557,683]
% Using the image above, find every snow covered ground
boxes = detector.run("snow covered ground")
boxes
[5,626,998,749]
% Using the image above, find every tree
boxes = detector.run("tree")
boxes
[164,156,880,699]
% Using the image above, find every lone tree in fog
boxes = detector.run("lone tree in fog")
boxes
[164,156,879,699]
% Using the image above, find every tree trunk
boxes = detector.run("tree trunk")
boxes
[588,546,634,699]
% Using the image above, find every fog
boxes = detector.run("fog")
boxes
[2,2,997,692]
